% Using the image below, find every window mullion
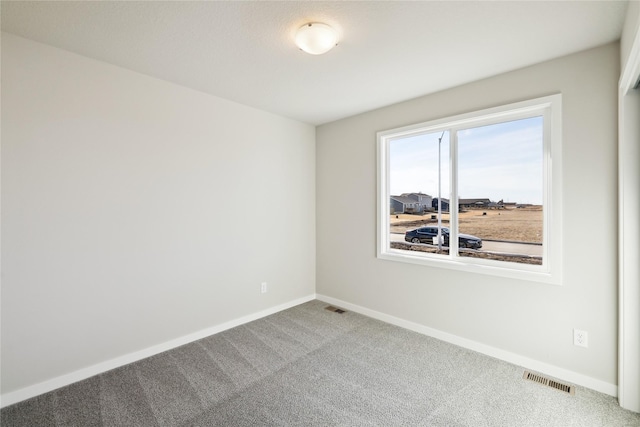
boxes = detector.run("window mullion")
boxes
[450,128,459,257]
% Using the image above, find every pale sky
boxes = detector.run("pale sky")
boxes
[389,116,543,205]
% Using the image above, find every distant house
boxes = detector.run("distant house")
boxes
[432,198,450,212]
[459,198,492,209]
[402,192,433,212]
[390,195,422,214]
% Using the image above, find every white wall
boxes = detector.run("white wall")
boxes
[1,33,316,396]
[317,43,620,390]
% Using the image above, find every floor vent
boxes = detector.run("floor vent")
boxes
[325,306,346,314]
[523,371,575,395]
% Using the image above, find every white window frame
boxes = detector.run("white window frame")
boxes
[377,94,563,285]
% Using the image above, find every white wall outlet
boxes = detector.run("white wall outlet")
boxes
[261,282,268,294]
[574,329,588,348]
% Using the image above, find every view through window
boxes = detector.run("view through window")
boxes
[456,117,543,264]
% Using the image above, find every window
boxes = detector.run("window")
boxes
[377,95,562,284]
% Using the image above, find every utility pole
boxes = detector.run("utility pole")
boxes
[437,131,444,251]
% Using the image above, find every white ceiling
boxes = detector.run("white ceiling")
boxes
[1,1,629,125]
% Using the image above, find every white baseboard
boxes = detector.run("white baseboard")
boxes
[316,294,617,397]
[0,294,316,408]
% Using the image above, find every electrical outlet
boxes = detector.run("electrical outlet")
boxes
[574,329,588,348]
[261,282,268,294]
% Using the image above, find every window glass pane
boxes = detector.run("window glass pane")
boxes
[389,131,450,256]
[456,116,543,265]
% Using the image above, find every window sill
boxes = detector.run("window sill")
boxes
[378,248,561,285]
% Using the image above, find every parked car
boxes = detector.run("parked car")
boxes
[404,226,482,249]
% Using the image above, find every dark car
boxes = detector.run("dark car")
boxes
[404,226,482,249]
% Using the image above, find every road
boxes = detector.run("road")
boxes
[389,233,542,256]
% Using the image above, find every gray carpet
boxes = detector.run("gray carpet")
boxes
[2,300,639,426]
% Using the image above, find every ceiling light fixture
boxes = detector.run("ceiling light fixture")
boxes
[295,22,338,55]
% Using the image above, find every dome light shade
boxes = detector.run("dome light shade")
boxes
[295,22,338,55]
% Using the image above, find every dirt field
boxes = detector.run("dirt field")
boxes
[390,206,543,243]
